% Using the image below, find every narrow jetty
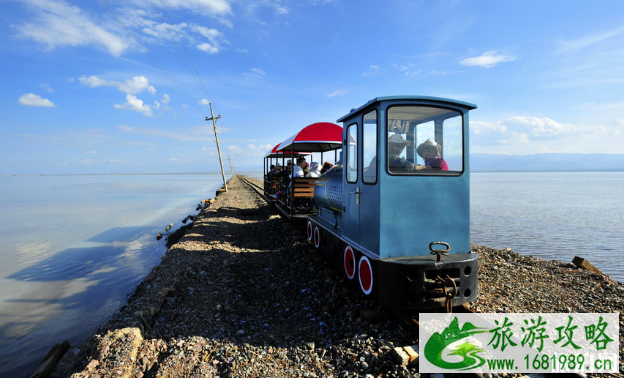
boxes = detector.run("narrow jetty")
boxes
[58,175,623,377]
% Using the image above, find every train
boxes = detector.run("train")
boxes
[264,96,478,311]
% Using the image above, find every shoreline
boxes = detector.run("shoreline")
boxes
[54,175,623,377]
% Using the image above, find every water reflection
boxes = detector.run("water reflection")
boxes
[0,173,227,377]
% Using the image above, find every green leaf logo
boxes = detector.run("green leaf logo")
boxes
[424,317,489,370]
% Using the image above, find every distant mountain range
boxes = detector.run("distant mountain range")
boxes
[471,153,624,172]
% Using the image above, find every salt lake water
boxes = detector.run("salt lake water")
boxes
[0,173,234,377]
[470,172,624,282]
[0,171,622,376]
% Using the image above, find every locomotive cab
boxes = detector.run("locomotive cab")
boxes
[310,96,478,310]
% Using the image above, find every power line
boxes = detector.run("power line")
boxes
[148,0,208,101]
[99,0,207,117]
[158,0,213,104]
[154,0,229,156]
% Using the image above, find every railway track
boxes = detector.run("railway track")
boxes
[239,175,267,200]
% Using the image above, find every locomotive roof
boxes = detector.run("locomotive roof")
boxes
[336,96,477,122]
[276,122,342,153]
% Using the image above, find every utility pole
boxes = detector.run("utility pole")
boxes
[205,103,227,192]
[227,156,235,176]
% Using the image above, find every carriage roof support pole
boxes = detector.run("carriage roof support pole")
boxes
[206,103,228,192]
[290,144,295,218]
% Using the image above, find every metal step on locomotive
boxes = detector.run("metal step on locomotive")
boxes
[263,96,478,311]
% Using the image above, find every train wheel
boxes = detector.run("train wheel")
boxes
[358,256,373,295]
[307,221,313,241]
[344,246,355,280]
[313,226,320,248]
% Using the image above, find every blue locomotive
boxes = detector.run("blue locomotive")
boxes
[265,96,478,310]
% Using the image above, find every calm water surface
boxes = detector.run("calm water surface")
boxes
[471,172,624,283]
[0,173,231,377]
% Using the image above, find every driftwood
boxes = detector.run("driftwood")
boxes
[572,256,605,275]
[30,340,70,378]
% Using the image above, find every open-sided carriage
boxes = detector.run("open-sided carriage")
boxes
[263,144,307,198]
[265,122,342,221]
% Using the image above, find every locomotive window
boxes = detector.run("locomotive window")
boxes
[362,110,377,184]
[387,105,463,175]
[346,123,358,183]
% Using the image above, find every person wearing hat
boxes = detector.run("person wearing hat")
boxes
[320,161,334,174]
[364,134,445,175]
[416,139,448,171]
[364,133,415,176]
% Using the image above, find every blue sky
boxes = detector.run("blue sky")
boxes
[1,0,624,174]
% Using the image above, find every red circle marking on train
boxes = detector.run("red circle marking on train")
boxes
[307,221,312,240]
[359,257,373,295]
[344,246,355,279]
[313,227,320,248]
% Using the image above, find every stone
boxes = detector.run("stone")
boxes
[392,347,409,366]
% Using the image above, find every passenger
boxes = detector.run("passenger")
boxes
[267,164,276,181]
[275,160,293,186]
[307,162,322,177]
[387,134,417,171]
[293,157,306,178]
[303,162,311,176]
[416,139,448,171]
[365,134,444,174]
[320,161,334,174]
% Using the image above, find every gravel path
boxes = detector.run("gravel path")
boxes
[63,175,624,378]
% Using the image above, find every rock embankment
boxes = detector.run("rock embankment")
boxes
[64,175,623,378]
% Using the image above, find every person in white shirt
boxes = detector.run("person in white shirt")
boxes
[293,157,306,178]
[307,162,322,177]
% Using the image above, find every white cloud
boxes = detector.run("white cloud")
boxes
[86,150,97,154]
[460,50,515,68]
[506,116,571,136]
[114,94,154,117]
[392,64,422,77]
[119,76,157,95]
[15,0,129,56]
[327,90,348,98]
[117,124,213,142]
[471,120,507,135]
[80,75,156,95]
[558,26,624,53]
[362,65,382,76]
[192,25,227,54]
[199,99,211,105]
[195,25,222,40]
[470,115,615,154]
[226,143,272,159]
[116,125,134,132]
[243,68,266,78]
[39,83,53,92]
[197,42,219,54]
[80,158,126,166]
[164,0,232,15]
[18,93,56,107]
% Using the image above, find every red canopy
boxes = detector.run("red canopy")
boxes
[264,143,310,158]
[277,122,342,153]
